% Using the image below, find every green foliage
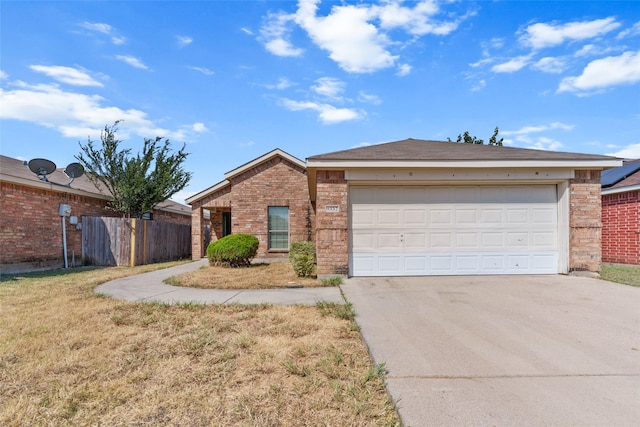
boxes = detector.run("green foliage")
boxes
[207,234,259,267]
[76,121,192,218]
[321,276,343,286]
[316,301,355,321]
[447,126,504,146]
[289,241,316,278]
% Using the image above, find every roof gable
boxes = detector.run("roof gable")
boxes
[186,148,305,205]
[307,138,618,162]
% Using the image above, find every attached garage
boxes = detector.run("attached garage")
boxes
[307,139,621,277]
[350,185,559,276]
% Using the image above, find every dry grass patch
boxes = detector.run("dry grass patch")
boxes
[0,263,399,426]
[168,262,325,289]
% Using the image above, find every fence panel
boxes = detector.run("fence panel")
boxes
[82,217,191,266]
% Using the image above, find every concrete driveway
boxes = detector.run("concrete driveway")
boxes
[341,275,640,426]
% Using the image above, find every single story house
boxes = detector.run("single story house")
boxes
[601,159,640,265]
[0,155,191,273]
[187,139,621,277]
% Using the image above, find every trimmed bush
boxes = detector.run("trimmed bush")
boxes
[207,234,259,267]
[289,241,316,278]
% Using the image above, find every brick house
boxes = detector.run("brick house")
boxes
[189,139,621,276]
[186,149,314,260]
[0,155,191,273]
[601,159,640,265]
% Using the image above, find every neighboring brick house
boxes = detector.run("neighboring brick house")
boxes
[601,159,640,265]
[190,140,620,277]
[0,155,191,273]
[186,149,314,260]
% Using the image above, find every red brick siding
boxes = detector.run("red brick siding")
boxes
[314,170,349,275]
[192,158,314,259]
[1,181,189,270]
[602,190,639,265]
[569,170,602,272]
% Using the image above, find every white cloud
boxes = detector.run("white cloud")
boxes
[373,0,461,36]
[520,17,620,49]
[396,63,412,76]
[558,51,640,94]
[240,27,254,36]
[0,70,8,80]
[471,79,486,92]
[266,77,294,90]
[501,122,573,151]
[532,56,567,73]
[80,21,126,45]
[607,143,640,158]
[502,122,575,137]
[176,35,193,46]
[191,122,207,133]
[295,0,396,73]
[80,21,112,34]
[491,55,532,73]
[260,12,304,57]
[617,21,640,39]
[259,0,463,74]
[115,55,149,70]
[189,66,215,75]
[358,91,382,105]
[29,65,103,87]
[0,82,196,141]
[524,136,564,151]
[311,77,345,100]
[280,98,361,124]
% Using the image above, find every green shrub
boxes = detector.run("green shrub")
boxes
[289,241,316,277]
[207,234,259,267]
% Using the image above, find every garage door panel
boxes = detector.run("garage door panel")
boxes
[352,208,375,227]
[404,233,427,249]
[350,185,559,275]
[430,209,453,225]
[378,233,402,250]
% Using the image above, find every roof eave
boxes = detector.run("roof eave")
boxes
[306,159,623,169]
[185,179,230,205]
[223,148,305,180]
[601,184,640,195]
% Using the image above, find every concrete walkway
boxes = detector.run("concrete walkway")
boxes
[95,259,344,305]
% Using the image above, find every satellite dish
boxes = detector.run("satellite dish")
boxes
[64,163,84,179]
[28,158,56,181]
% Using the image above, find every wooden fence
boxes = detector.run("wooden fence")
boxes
[82,216,191,266]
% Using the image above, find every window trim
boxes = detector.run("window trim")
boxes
[268,206,290,251]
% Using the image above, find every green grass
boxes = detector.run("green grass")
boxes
[600,264,640,287]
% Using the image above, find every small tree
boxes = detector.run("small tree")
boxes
[76,121,192,218]
[448,126,503,146]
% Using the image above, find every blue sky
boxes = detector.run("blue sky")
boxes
[1,1,639,204]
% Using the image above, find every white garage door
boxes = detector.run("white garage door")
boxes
[350,185,558,276]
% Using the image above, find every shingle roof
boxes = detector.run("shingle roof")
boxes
[307,138,618,162]
[0,155,191,215]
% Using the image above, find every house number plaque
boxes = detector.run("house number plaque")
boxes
[324,205,340,213]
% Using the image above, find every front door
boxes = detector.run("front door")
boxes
[222,211,232,237]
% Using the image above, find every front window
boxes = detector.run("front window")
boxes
[268,206,289,250]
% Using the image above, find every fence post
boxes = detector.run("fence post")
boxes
[130,218,136,267]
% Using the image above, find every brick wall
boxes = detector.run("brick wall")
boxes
[602,190,639,265]
[314,170,349,275]
[192,158,314,260]
[0,181,190,272]
[569,170,602,272]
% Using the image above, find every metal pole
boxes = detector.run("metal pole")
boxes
[62,216,68,268]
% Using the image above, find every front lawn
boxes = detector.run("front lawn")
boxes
[0,264,399,426]
[600,263,640,287]
[167,261,325,289]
